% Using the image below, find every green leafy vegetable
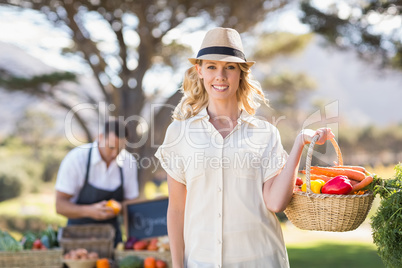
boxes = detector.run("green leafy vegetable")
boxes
[21,232,36,250]
[0,230,22,252]
[119,255,143,268]
[41,225,58,248]
[370,163,402,268]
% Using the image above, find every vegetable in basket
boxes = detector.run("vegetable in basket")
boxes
[301,179,325,194]
[96,258,110,268]
[285,136,375,232]
[321,175,353,195]
[295,177,303,186]
[124,237,138,250]
[309,166,366,181]
[20,232,36,250]
[351,175,373,193]
[144,257,156,268]
[0,230,22,252]
[20,225,58,250]
[118,255,143,268]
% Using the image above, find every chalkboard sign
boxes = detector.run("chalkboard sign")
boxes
[123,197,168,239]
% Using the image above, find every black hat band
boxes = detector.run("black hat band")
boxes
[196,46,247,61]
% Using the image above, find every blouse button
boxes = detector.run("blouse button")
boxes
[218,213,221,218]
[218,187,222,192]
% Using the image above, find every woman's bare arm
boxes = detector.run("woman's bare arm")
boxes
[166,174,187,268]
[263,128,334,212]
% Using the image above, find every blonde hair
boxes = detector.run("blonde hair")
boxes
[173,60,268,120]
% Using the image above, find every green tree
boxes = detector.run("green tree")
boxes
[1,0,289,190]
[300,0,402,69]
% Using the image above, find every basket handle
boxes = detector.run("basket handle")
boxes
[305,134,343,194]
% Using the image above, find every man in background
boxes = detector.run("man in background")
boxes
[55,120,139,245]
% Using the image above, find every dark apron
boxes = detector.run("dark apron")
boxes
[67,146,124,246]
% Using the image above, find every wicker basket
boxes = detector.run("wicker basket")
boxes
[114,249,172,268]
[0,248,63,268]
[63,258,97,268]
[58,224,115,259]
[284,135,374,232]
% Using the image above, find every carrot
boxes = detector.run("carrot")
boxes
[332,165,366,174]
[351,175,373,193]
[310,174,333,182]
[349,179,360,187]
[354,190,368,195]
[309,166,366,181]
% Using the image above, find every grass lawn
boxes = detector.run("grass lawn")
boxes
[287,241,384,268]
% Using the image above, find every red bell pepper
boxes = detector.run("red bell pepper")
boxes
[321,175,353,195]
[295,177,303,186]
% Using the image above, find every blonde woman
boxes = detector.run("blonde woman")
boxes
[155,27,333,268]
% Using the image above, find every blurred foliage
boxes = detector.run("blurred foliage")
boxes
[0,172,22,202]
[41,154,62,183]
[0,71,76,90]
[277,120,402,167]
[263,71,316,111]
[0,215,63,237]
[300,0,402,69]
[337,123,402,166]
[0,135,69,200]
[254,32,314,60]
[0,109,65,188]
[14,109,55,158]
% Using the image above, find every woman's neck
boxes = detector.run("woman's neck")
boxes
[207,100,240,122]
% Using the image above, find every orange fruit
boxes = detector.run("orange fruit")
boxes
[106,199,121,215]
[144,257,156,268]
[96,258,110,268]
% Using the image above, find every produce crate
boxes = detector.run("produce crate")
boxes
[58,224,115,259]
[0,248,63,268]
[114,249,172,268]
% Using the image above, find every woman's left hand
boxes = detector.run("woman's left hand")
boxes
[300,128,335,145]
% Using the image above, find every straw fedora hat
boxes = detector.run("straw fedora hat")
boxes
[188,27,255,67]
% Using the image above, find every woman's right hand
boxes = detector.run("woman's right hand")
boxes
[300,128,335,146]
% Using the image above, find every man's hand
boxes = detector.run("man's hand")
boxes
[56,191,116,220]
[89,200,116,221]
